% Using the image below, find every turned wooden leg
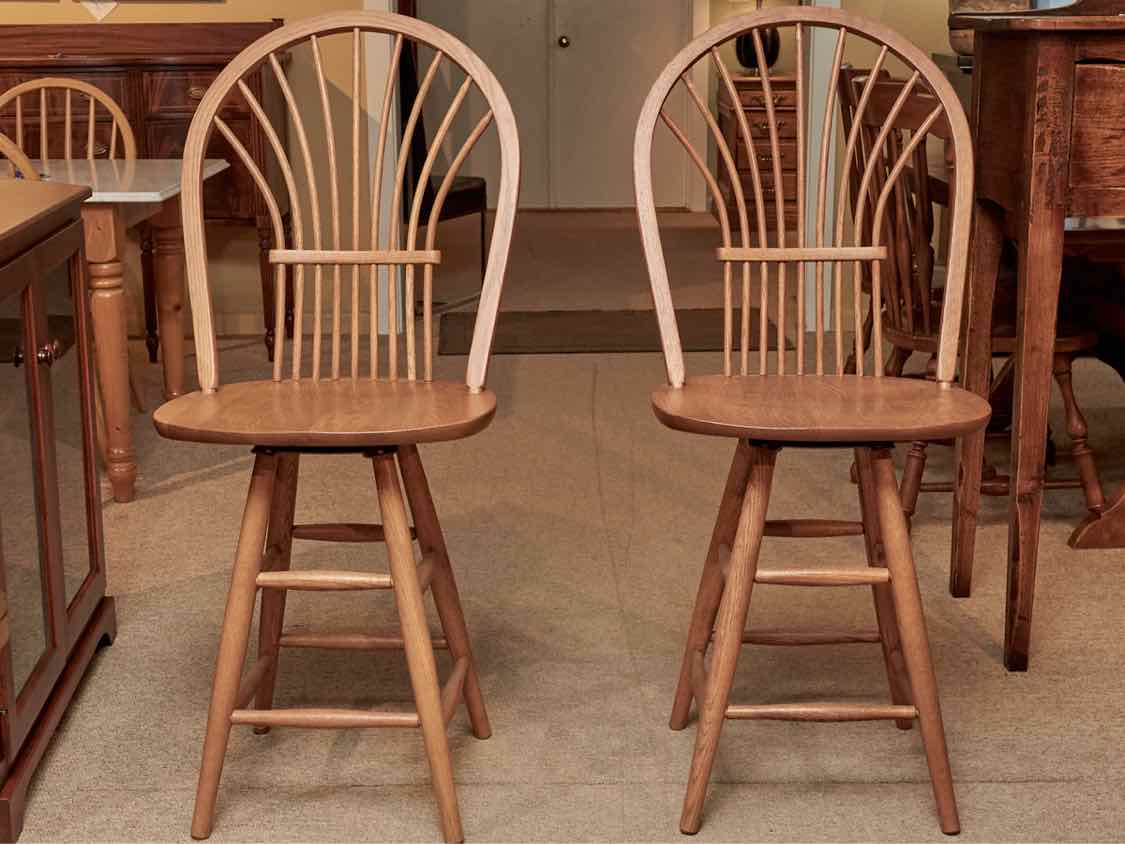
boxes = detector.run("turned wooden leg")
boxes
[140,225,159,364]
[373,450,463,844]
[855,447,913,731]
[1052,353,1104,515]
[83,205,136,503]
[252,453,299,733]
[398,443,491,740]
[951,200,1003,599]
[680,445,776,835]
[872,448,959,835]
[191,452,278,840]
[152,197,187,400]
[669,440,753,731]
[900,441,929,524]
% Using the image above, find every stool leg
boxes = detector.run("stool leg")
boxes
[1052,353,1105,515]
[872,448,960,835]
[680,445,776,835]
[900,441,929,524]
[253,453,299,731]
[373,451,464,844]
[855,448,913,731]
[398,444,492,740]
[670,440,753,731]
[191,452,277,840]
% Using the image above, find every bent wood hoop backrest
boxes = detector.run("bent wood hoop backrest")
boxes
[634,8,973,387]
[0,132,36,179]
[0,78,136,162]
[180,11,519,394]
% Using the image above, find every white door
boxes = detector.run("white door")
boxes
[417,0,688,209]
[549,0,689,208]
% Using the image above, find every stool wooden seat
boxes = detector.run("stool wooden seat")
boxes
[157,12,519,843]
[154,379,496,447]
[653,374,989,443]
[635,8,983,836]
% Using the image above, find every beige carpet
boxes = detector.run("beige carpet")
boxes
[12,330,1125,842]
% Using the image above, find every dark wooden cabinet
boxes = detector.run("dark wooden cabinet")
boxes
[0,180,117,842]
[716,74,801,233]
[0,21,290,356]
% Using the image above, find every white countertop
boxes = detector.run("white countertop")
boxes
[30,158,229,203]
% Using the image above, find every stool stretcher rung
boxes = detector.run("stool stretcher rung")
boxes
[690,651,707,706]
[230,707,420,729]
[763,519,864,538]
[234,655,275,710]
[417,552,436,594]
[724,702,918,722]
[754,568,890,587]
[735,628,883,646]
[441,657,470,725]
[256,569,393,591]
[279,629,449,651]
[291,522,417,543]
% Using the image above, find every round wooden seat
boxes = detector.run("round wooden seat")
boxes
[651,375,991,443]
[153,379,496,447]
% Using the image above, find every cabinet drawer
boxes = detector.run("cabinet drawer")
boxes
[0,72,128,116]
[143,70,247,116]
[735,139,798,171]
[725,84,799,111]
[721,106,798,141]
[734,170,799,201]
[146,118,256,220]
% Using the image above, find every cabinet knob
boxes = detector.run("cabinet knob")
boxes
[557,35,571,48]
[188,85,207,101]
[36,340,62,367]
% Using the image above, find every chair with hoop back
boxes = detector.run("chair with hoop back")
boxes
[634,8,990,835]
[152,12,518,843]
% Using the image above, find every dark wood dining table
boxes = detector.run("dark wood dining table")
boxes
[950,0,1125,671]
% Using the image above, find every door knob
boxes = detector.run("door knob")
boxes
[557,35,571,48]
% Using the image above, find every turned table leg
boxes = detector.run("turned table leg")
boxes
[82,205,136,503]
[152,197,187,400]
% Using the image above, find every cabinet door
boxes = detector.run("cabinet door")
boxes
[0,275,67,761]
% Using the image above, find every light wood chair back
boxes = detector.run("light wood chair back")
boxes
[0,77,136,162]
[0,131,36,179]
[634,8,973,386]
[180,11,519,394]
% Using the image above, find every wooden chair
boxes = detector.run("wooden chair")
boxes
[0,130,34,178]
[839,69,1105,524]
[151,12,518,843]
[635,8,989,835]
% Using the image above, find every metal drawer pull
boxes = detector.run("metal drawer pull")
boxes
[12,339,61,368]
[188,85,207,101]
[751,95,785,107]
[755,120,786,132]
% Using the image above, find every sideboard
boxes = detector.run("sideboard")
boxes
[0,21,291,360]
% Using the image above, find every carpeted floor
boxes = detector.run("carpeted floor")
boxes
[13,330,1125,843]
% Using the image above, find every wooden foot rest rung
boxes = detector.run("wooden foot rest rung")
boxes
[291,522,417,543]
[763,519,864,538]
[231,707,421,729]
[754,568,890,587]
[725,702,918,722]
[279,629,449,651]
[737,628,882,646]
[234,654,275,710]
[257,570,393,590]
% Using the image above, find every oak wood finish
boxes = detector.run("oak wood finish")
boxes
[636,10,975,835]
[0,179,116,843]
[0,21,290,361]
[162,12,518,843]
[949,6,1125,668]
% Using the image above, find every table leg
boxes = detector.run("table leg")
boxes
[151,197,186,400]
[951,200,1003,598]
[83,206,136,503]
[1004,36,1074,671]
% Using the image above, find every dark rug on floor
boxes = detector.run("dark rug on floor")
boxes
[439,308,787,355]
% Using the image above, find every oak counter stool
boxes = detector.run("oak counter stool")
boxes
[635,9,989,835]
[152,12,519,843]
